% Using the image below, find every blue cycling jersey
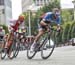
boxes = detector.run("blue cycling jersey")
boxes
[42,12,61,24]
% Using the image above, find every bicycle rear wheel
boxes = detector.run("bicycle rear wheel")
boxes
[41,37,55,59]
[7,40,17,59]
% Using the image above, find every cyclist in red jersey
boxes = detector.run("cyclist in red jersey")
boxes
[10,15,25,31]
[5,15,25,49]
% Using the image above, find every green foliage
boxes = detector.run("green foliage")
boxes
[62,23,71,43]
[52,21,74,45]
[71,22,75,38]
[54,26,63,45]
[61,9,74,24]
[0,25,9,34]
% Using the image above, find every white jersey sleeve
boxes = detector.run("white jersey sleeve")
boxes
[19,21,25,29]
[9,20,17,26]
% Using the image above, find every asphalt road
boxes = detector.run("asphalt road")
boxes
[0,46,75,65]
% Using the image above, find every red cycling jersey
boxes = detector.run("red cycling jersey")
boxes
[10,20,24,32]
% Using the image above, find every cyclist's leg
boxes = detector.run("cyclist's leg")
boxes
[30,29,44,51]
[30,21,47,51]
[5,32,13,49]
[33,29,44,43]
[34,20,48,43]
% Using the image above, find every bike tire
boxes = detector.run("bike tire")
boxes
[41,37,55,59]
[13,42,20,58]
[27,43,37,59]
[7,40,17,59]
[1,41,7,60]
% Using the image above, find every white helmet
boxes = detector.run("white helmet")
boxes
[53,8,60,15]
[0,26,3,29]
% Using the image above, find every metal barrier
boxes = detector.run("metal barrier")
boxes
[26,35,34,44]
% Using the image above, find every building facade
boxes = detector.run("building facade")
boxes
[22,0,33,12]
[22,0,51,13]
[0,0,12,26]
[34,0,50,6]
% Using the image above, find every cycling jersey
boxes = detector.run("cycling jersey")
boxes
[9,20,25,31]
[42,12,61,24]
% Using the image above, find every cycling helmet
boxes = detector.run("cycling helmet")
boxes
[18,14,25,21]
[53,8,60,14]
[0,26,3,29]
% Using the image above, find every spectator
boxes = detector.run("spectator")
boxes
[0,26,5,52]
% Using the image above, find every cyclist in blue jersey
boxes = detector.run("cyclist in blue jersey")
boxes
[31,8,61,51]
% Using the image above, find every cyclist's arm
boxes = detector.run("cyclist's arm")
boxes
[56,16,61,31]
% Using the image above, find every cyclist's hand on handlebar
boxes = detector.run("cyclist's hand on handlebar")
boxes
[57,24,61,32]
[57,27,61,32]
[47,28,50,32]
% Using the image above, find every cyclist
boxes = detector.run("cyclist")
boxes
[5,14,25,49]
[0,26,5,52]
[31,8,61,51]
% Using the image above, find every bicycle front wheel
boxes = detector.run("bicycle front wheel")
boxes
[27,43,37,59]
[1,41,7,60]
[41,38,55,59]
[14,42,20,58]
